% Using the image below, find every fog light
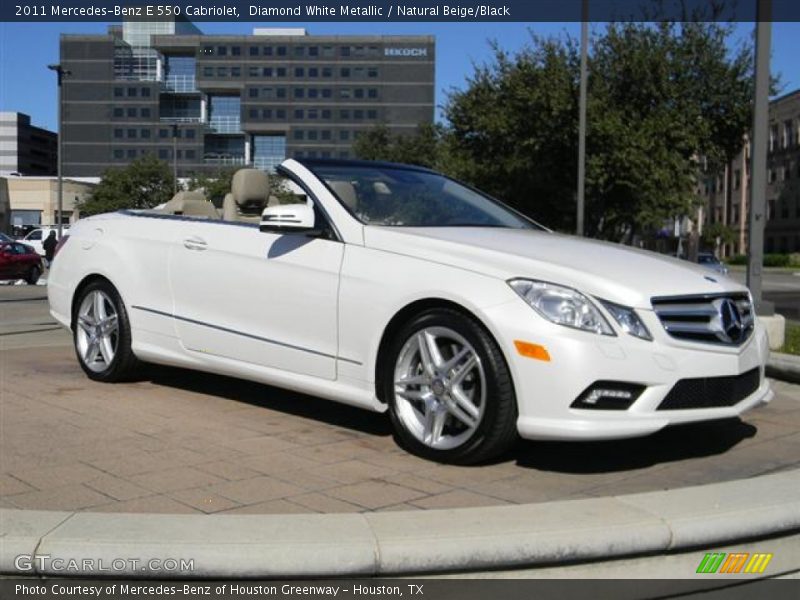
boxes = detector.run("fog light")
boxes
[571,382,645,410]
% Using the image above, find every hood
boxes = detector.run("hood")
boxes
[363,226,747,309]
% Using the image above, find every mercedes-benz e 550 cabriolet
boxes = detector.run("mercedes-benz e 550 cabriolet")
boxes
[48,159,772,463]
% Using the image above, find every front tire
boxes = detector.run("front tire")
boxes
[73,280,141,382]
[381,308,518,464]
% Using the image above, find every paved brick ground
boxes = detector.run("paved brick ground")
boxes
[2,288,799,514]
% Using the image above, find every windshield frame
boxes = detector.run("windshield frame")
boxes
[299,159,548,231]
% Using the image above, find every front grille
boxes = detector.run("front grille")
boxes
[656,368,760,410]
[651,293,754,346]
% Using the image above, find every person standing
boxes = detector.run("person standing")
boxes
[42,230,58,268]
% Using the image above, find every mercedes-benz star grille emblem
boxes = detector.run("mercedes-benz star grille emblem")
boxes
[712,298,744,343]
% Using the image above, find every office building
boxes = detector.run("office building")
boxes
[701,89,800,255]
[59,20,435,177]
[0,112,57,176]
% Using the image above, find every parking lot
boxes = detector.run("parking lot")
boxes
[1,285,799,515]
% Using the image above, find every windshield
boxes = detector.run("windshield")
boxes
[309,163,540,229]
[698,255,719,264]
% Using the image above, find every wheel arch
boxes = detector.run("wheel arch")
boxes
[373,297,514,405]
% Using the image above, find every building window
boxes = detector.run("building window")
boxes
[263,46,272,56]
[141,87,150,97]
[217,46,227,56]
[294,46,305,57]
[141,129,150,138]
[341,68,351,78]
[127,108,137,118]
[340,89,352,99]
[354,110,364,120]
[294,88,305,99]
[141,108,151,118]
[368,67,378,78]
[322,67,333,78]
[249,88,259,98]
[295,67,305,77]
[202,45,214,55]
[368,88,378,99]
[185,129,195,139]
[367,109,377,119]
[114,87,123,97]
[322,109,331,119]
[308,109,318,119]
[261,88,274,98]
[217,67,227,77]
[249,108,258,118]
[127,87,137,97]
[231,67,241,77]
[262,67,273,77]
[113,108,123,118]
[340,47,350,57]
[294,130,304,140]
[321,130,331,141]
[308,89,318,98]
[276,109,286,119]
[340,131,350,141]
[127,149,137,158]
[186,149,196,159]
[203,67,213,77]
[321,89,332,99]
[277,67,287,77]
[309,46,319,57]
[308,68,319,78]
[785,120,795,148]
[354,89,364,99]
[322,46,334,57]
[276,88,287,99]
[340,109,350,119]
[249,46,259,56]
[113,149,124,159]
[231,46,241,56]
[252,134,286,171]
[277,46,287,56]
[308,130,318,141]
[294,109,304,119]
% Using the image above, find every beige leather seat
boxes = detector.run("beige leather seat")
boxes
[328,180,359,212]
[160,191,220,219]
[223,169,269,223]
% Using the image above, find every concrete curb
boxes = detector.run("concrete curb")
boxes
[1,469,798,578]
[768,352,800,384]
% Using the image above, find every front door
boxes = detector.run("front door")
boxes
[168,219,343,380]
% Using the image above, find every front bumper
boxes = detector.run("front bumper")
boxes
[482,301,772,441]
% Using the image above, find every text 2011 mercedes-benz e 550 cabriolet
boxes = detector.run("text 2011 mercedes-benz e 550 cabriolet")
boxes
[48,159,772,463]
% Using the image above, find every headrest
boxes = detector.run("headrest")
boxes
[328,180,358,211]
[161,191,219,219]
[232,169,269,209]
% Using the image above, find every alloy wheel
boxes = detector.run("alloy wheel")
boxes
[76,290,119,373]
[393,326,486,450]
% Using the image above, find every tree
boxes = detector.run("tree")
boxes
[353,122,443,168]
[443,23,756,239]
[702,222,736,250]
[79,154,175,215]
[185,167,238,207]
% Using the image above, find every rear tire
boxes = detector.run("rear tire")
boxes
[73,280,142,382]
[381,308,518,464]
[25,266,40,285]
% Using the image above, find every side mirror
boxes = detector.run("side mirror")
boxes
[260,203,320,235]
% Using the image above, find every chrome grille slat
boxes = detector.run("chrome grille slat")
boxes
[651,293,754,346]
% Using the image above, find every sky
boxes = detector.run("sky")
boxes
[1,20,799,131]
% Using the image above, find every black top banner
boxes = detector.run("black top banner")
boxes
[3,0,800,22]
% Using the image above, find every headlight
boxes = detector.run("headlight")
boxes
[599,300,652,341]
[508,279,614,336]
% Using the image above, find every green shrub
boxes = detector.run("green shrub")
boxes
[763,254,791,267]
[728,254,747,265]
[780,323,800,356]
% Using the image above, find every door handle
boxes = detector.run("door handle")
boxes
[183,237,207,251]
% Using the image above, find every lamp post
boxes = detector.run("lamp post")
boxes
[576,0,589,236]
[747,0,773,315]
[48,64,71,238]
[172,123,179,195]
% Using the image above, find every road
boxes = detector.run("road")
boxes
[0,285,798,515]
[729,269,800,321]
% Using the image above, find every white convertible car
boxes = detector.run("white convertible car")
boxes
[48,159,772,463]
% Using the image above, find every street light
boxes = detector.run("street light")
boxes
[48,63,71,238]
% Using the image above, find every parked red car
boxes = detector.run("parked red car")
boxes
[0,241,43,284]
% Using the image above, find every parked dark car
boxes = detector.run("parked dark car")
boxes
[0,242,43,284]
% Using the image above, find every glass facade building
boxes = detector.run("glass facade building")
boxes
[59,20,435,177]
